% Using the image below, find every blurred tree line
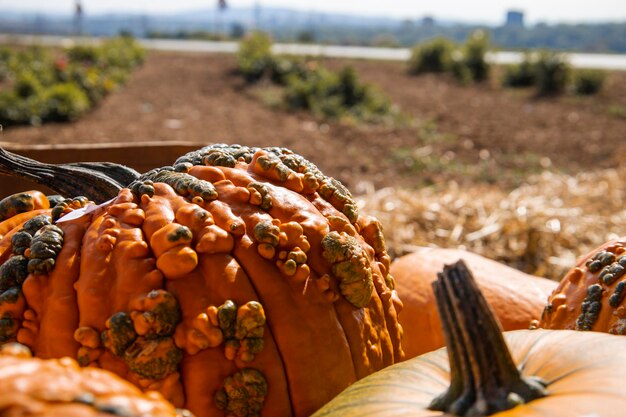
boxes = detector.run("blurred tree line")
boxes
[269,22,626,53]
[141,20,626,53]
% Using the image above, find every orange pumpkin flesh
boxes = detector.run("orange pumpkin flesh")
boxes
[313,260,626,417]
[538,238,626,333]
[391,247,556,358]
[0,343,190,417]
[0,144,404,417]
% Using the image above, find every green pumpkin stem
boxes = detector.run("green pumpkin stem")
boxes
[429,260,547,416]
[0,146,139,203]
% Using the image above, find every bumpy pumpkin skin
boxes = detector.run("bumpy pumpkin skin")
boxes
[539,238,626,333]
[311,329,626,417]
[0,343,190,417]
[0,190,49,224]
[0,145,404,417]
[391,247,556,358]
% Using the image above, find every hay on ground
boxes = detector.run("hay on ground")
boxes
[357,167,626,280]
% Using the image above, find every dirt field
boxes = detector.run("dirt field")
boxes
[2,50,626,193]
[2,50,626,278]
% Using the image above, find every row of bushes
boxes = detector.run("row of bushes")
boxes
[408,33,606,95]
[0,36,145,126]
[408,31,491,85]
[502,52,606,95]
[237,32,397,123]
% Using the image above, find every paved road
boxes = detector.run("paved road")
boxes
[2,34,626,71]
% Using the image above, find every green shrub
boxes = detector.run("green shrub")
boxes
[573,69,606,95]
[0,47,12,81]
[10,47,57,87]
[15,72,43,98]
[283,65,392,122]
[408,32,490,84]
[407,37,454,74]
[535,51,571,95]
[450,56,473,86]
[68,66,120,104]
[0,91,46,126]
[237,31,274,82]
[283,67,332,114]
[43,82,90,121]
[448,31,491,84]
[99,36,146,68]
[460,30,490,82]
[67,44,102,64]
[67,37,144,69]
[268,57,309,85]
[502,54,537,88]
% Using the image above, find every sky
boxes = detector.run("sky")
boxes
[2,0,626,25]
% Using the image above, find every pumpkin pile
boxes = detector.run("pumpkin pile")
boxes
[390,247,557,357]
[313,260,626,417]
[2,142,625,417]
[0,144,403,417]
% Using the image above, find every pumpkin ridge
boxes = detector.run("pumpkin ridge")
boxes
[272,183,402,378]
[511,329,575,377]
[238,180,399,380]
[509,329,554,374]
[201,167,365,400]
[333,379,442,395]
[231,241,357,416]
[168,249,291,415]
[223,249,296,416]
[369,363,450,388]
[538,357,616,386]
[282,191,401,378]
[168,264,240,412]
[22,218,88,358]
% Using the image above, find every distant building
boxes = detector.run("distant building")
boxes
[505,10,524,27]
[422,16,435,27]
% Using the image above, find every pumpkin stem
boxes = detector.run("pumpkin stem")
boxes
[0,147,139,203]
[429,260,547,416]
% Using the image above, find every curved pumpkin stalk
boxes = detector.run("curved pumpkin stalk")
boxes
[0,146,139,203]
[430,260,547,416]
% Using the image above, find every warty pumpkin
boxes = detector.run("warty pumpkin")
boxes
[391,247,556,358]
[313,259,626,417]
[0,144,404,417]
[0,342,191,417]
[538,237,626,333]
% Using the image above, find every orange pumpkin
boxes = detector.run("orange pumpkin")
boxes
[538,237,626,333]
[391,247,556,358]
[0,342,190,417]
[313,260,626,417]
[0,144,403,417]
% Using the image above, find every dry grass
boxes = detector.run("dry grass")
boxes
[357,167,626,280]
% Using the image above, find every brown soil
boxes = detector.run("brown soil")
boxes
[2,51,626,192]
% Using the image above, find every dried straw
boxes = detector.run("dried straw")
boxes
[357,167,626,280]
